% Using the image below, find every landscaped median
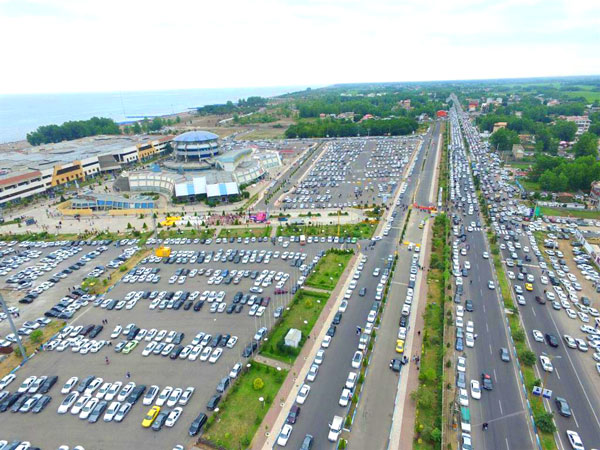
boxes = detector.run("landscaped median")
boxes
[218,226,272,239]
[413,214,449,449]
[260,249,354,363]
[276,222,376,239]
[200,361,288,449]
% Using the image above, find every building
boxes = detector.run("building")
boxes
[436,110,448,118]
[512,144,525,160]
[590,181,600,209]
[468,100,478,112]
[0,135,172,206]
[70,193,156,211]
[564,116,591,136]
[172,131,219,161]
[284,328,302,348]
[492,122,508,133]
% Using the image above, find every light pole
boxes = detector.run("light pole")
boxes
[0,293,27,361]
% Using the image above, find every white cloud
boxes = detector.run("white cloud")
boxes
[0,0,598,94]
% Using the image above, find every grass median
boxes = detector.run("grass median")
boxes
[202,361,288,449]
[413,214,448,449]
[276,222,376,239]
[305,249,354,291]
[218,226,272,238]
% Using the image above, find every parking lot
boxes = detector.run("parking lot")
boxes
[0,236,347,449]
[281,137,419,210]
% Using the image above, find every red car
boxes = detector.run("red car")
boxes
[274,288,288,295]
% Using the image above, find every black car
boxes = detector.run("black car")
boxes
[0,392,22,412]
[210,334,221,347]
[332,312,342,325]
[207,394,221,411]
[173,332,185,345]
[88,400,108,423]
[127,385,147,404]
[226,304,235,314]
[170,345,184,359]
[465,300,474,312]
[39,375,58,394]
[359,287,367,297]
[11,394,30,412]
[152,409,170,431]
[76,375,95,393]
[219,334,230,347]
[326,325,336,337]
[555,397,572,417]
[127,327,140,340]
[286,405,301,424]
[31,395,51,413]
[545,333,559,348]
[399,315,408,328]
[389,359,402,372]
[193,300,204,311]
[235,304,243,313]
[481,373,493,390]
[189,412,208,436]
[89,324,103,338]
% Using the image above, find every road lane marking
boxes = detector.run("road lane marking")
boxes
[494,368,497,380]
[499,400,503,415]
[486,322,489,332]
[531,308,536,317]
[489,344,493,355]
[506,437,510,450]
[555,367,560,380]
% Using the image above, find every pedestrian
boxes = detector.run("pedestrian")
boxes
[126,371,131,379]
[105,356,110,365]
[417,330,421,336]
[483,422,489,431]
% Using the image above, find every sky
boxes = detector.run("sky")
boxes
[0,0,598,95]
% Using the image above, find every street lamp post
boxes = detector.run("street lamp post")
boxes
[0,293,27,361]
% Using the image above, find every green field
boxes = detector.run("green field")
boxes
[519,179,541,192]
[203,362,288,449]
[540,206,600,219]
[305,250,353,291]
[260,289,331,363]
[276,222,376,239]
[218,226,272,238]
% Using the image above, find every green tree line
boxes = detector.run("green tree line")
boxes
[26,117,121,145]
[285,117,418,138]
[196,96,267,116]
[528,147,600,192]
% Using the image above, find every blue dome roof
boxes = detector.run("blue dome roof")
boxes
[174,131,219,143]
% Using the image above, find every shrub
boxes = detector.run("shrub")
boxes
[519,349,536,366]
[534,411,557,433]
[253,377,265,391]
[29,329,43,344]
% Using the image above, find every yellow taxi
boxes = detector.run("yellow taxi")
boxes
[525,283,533,291]
[396,339,405,354]
[142,405,160,427]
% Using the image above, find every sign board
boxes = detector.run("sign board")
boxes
[532,386,542,396]
[542,389,552,399]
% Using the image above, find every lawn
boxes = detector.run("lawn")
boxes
[507,161,534,170]
[157,227,215,240]
[0,320,65,379]
[276,222,376,239]
[519,179,541,192]
[260,289,331,363]
[305,250,353,291]
[540,206,600,220]
[203,362,288,449]
[218,226,272,238]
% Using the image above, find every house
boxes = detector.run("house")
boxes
[512,144,525,160]
[590,181,600,209]
[493,122,508,133]
[436,110,448,118]
[564,116,591,136]
[284,328,302,348]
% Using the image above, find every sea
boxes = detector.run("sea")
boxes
[0,85,310,144]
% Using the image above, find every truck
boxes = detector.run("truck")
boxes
[299,235,306,246]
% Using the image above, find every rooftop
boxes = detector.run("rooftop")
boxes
[173,131,219,143]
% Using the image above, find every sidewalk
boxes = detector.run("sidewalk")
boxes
[254,252,362,450]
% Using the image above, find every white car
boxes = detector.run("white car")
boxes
[84,377,104,396]
[143,385,160,405]
[457,356,466,373]
[156,386,173,406]
[351,351,363,369]
[483,252,489,259]
[179,387,195,406]
[532,330,544,343]
[209,348,223,363]
[200,346,212,362]
[79,397,99,419]
[306,364,319,382]
[296,384,310,405]
[539,355,554,372]
[142,341,157,356]
[345,372,358,390]
[61,376,79,394]
[226,336,238,348]
[71,395,91,415]
[339,388,352,407]
[103,401,121,421]
[17,376,37,393]
[58,392,79,414]
[564,335,578,349]
[470,380,481,400]
[321,335,332,348]
[165,406,183,427]
[229,363,242,379]
[96,382,112,399]
[488,281,495,290]
[277,424,293,447]
[0,374,16,390]
[458,388,469,407]
[105,381,122,401]
[167,388,183,407]
[314,349,325,365]
[566,430,584,450]
[117,382,135,402]
[465,333,475,348]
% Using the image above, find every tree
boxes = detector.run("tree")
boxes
[534,411,557,433]
[573,132,599,158]
[253,377,264,391]
[519,349,537,366]
[551,120,577,142]
[30,329,43,344]
[132,122,142,134]
[490,128,519,151]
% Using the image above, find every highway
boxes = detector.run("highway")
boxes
[449,106,535,450]
[454,102,600,449]
[278,126,436,449]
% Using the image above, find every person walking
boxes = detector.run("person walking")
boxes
[126,371,131,379]
[105,356,110,365]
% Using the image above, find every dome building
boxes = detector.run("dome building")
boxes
[172,131,219,161]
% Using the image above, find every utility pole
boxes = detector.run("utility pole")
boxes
[0,293,27,361]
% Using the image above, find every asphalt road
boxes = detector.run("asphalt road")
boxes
[278,128,434,449]
[450,108,535,450]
